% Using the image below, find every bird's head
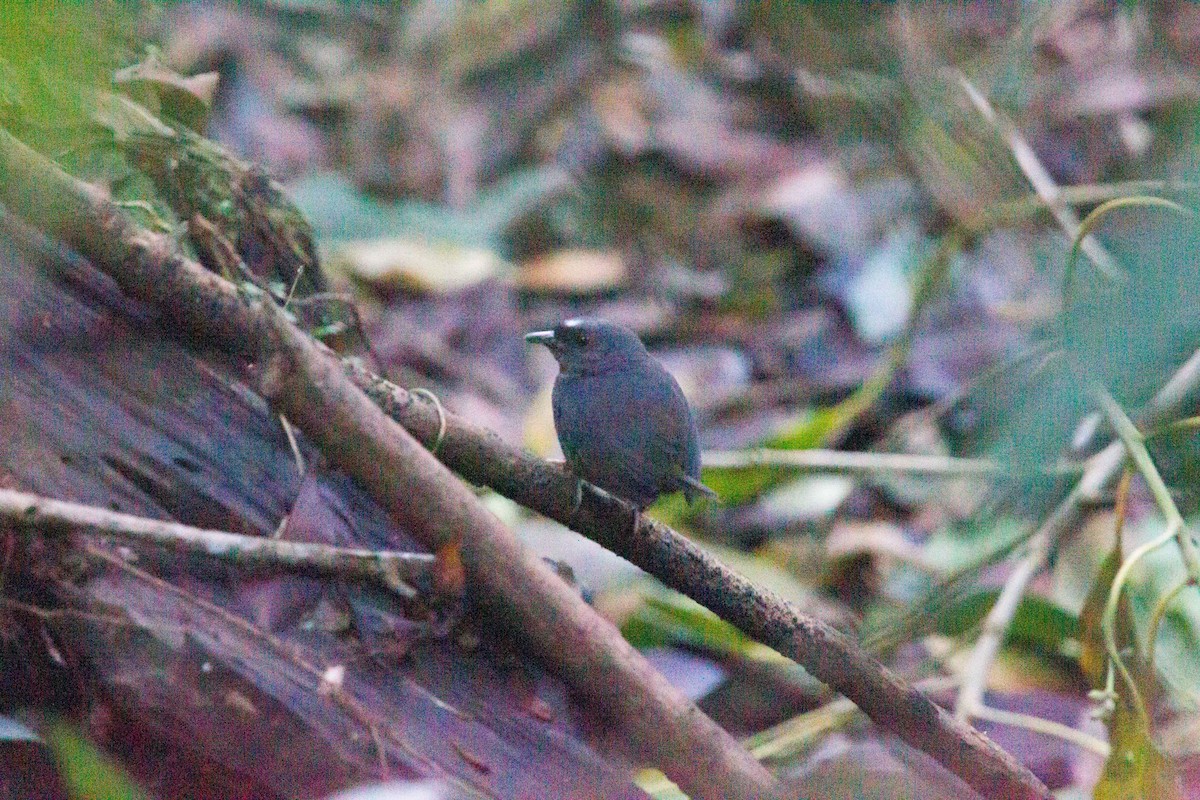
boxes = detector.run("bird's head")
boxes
[524,318,650,376]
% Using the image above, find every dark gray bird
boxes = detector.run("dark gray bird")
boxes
[525,319,716,508]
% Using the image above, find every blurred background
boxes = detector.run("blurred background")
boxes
[5,1,1200,797]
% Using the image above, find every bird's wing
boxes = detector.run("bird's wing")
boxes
[627,368,693,471]
[553,367,695,502]
[657,369,718,502]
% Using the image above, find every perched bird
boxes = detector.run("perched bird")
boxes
[525,318,716,508]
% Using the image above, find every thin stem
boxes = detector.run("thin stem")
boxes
[1147,346,1200,417]
[745,696,861,762]
[1053,179,1200,205]
[1095,388,1200,580]
[954,545,1044,721]
[969,706,1111,758]
[703,448,1082,478]
[746,676,958,763]
[957,73,1119,277]
[1145,577,1191,675]
[1099,519,1173,725]
[952,442,1125,719]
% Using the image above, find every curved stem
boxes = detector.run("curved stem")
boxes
[1145,577,1192,676]
[1095,389,1200,579]
[1092,387,1200,726]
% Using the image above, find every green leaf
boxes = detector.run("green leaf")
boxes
[46,721,149,800]
[621,590,754,655]
[1078,539,1129,688]
[619,579,793,665]
[1094,704,1181,800]
[286,167,572,254]
[934,589,1078,655]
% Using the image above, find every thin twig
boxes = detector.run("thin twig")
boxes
[747,664,1110,781]
[1144,346,1200,415]
[1145,577,1191,674]
[747,675,958,763]
[957,73,1119,278]
[0,488,433,599]
[1,595,173,633]
[703,448,1082,478]
[972,180,1200,231]
[1043,179,1200,207]
[279,414,306,474]
[953,442,1125,720]
[953,541,1045,720]
[969,706,1110,758]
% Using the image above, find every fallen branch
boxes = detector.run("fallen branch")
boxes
[0,127,781,800]
[0,488,433,599]
[0,125,1046,800]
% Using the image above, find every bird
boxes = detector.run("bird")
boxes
[525,318,717,509]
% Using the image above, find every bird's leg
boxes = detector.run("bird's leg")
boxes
[551,457,586,517]
[571,476,584,516]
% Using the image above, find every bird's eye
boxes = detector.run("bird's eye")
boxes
[574,329,589,346]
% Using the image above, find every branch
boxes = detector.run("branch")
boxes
[0,488,433,599]
[0,125,1045,800]
[347,327,1055,798]
[0,127,780,800]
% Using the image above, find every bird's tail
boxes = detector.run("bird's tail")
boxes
[680,474,718,503]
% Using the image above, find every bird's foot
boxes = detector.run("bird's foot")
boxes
[571,477,584,516]
[556,460,586,518]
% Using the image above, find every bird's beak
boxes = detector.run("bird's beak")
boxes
[524,329,559,353]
